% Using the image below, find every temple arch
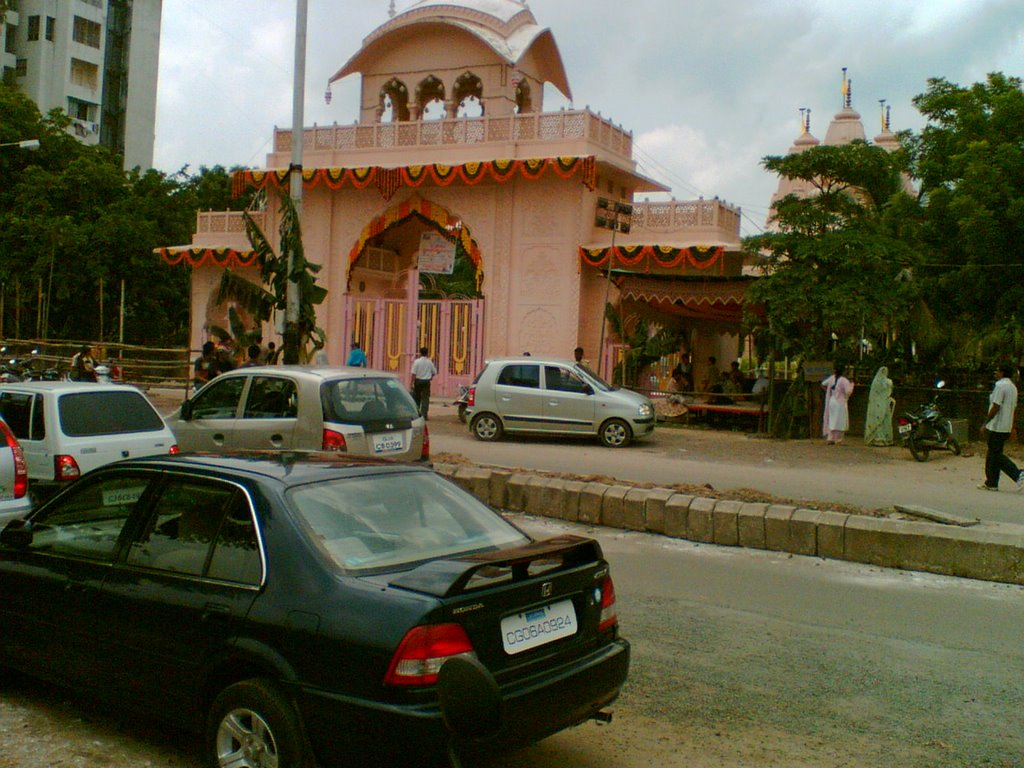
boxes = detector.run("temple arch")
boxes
[453,71,484,118]
[416,75,447,120]
[378,77,410,122]
[514,77,532,114]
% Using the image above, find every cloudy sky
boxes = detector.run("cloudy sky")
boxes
[155,0,1023,235]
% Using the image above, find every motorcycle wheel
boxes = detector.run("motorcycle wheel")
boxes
[947,436,962,456]
[457,403,467,424]
[908,435,930,462]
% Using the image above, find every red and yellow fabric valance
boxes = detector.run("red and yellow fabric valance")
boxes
[348,196,483,285]
[579,244,726,273]
[233,156,597,201]
[155,247,258,269]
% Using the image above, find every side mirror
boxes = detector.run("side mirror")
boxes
[179,399,194,421]
[582,384,594,395]
[1,519,33,548]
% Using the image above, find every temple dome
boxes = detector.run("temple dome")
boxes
[330,0,572,100]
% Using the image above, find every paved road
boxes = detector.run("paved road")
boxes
[428,404,1024,527]
[484,514,1024,768]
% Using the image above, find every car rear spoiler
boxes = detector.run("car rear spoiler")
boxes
[388,535,603,598]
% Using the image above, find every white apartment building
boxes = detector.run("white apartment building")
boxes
[0,0,162,170]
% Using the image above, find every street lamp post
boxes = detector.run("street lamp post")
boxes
[0,139,40,151]
[284,0,308,365]
[594,197,633,379]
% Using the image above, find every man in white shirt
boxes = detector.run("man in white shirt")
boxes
[410,347,438,420]
[979,361,1023,491]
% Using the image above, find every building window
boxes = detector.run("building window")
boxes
[5,23,17,54]
[69,58,98,90]
[27,15,40,42]
[68,97,94,121]
[73,16,101,48]
[45,16,55,42]
[15,58,27,77]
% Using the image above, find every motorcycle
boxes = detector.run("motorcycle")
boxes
[454,384,471,424]
[896,380,961,462]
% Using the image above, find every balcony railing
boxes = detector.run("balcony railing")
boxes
[273,110,634,162]
[196,210,263,235]
[631,199,742,238]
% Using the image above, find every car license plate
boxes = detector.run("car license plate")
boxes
[898,423,912,435]
[501,599,577,655]
[372,432,405,453]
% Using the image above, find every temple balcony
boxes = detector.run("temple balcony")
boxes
[269,109,635,170]
[625,199,742,247]
[192,210,264,249]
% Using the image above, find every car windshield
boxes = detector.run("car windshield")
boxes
[321,377,419,424]
[287,472,529,574]
[575,363,613,392]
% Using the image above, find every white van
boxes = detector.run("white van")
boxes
[0,382,178,493]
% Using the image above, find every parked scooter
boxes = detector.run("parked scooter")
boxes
[454,384,470,424]
[896,380,961,462]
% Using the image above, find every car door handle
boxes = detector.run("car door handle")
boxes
[202,603,232,622]
[212,433,225,445]
[270,434,284,446]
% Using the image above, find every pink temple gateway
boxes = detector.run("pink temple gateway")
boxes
[157,0,748,396]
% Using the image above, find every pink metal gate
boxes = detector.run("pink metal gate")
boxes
[343,296,484,398]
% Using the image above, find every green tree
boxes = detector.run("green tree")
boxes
[907,72,1024,363]
[216,190,327,363]
[745,141,922,360]
[0,84,254,346]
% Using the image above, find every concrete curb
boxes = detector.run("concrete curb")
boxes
[440,462,1024,586]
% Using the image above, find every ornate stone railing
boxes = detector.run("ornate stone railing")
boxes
[273,110,633,161]
[195,210,264,235]
[630,199,742,237]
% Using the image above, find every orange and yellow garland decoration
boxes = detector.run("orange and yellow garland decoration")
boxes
[155,246,258,268]
[579,244,726,273]
[233,156,597,201]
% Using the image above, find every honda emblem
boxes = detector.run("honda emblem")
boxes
[541,582,553,598]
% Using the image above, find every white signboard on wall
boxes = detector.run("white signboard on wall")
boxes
[418,231,456,274]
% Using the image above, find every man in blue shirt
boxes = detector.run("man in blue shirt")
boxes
[346,342,368,367]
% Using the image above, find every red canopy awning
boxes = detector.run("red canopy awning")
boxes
[618,276,753,323]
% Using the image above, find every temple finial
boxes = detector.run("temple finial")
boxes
[388,0,396,18]
[841,67,851,109]
[879,99,889,132]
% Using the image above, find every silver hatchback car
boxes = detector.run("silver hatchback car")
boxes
[465,356,655,447]
[168,366,428,461]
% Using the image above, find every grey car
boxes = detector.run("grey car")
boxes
[168,366,428,461]
[464,356,655,447]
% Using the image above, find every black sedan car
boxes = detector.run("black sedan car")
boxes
[0,453,629,767]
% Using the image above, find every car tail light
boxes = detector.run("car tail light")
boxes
[421,424,430,461]
[322,429,347,451]
[54,454,81,482]
[384,623,475,686]
[168,444,180,455]
[0,420,27,498]
[598,576,618,633]
[467,386,475,407]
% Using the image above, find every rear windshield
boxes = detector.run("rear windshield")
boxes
[321,377,419,425]
[59,391,166,437]
[288,472,529,574]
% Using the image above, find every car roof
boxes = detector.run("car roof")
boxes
[108,451,431,487]
[485,356,578,366]
[0,381,145,394]
[217,366,402,382]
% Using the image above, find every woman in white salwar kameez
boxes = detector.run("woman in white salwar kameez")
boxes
[821,364,854,444]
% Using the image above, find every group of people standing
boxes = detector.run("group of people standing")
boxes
[193,340,280,389]
[824,360,1023,493]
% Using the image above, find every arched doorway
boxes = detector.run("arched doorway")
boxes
[343,197,485,396]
